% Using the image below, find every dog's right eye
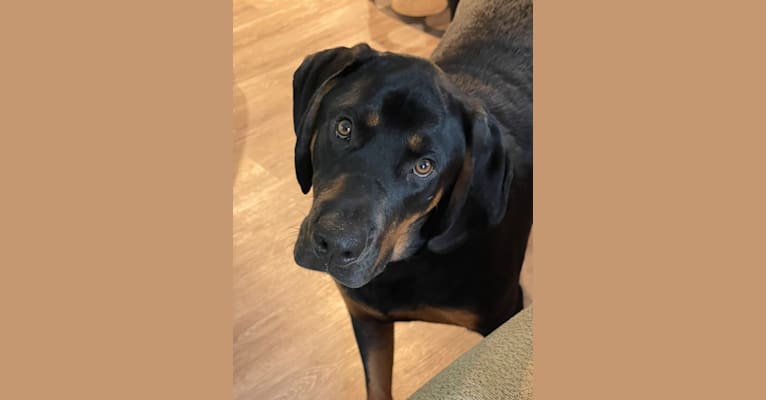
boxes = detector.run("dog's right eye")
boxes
[335,119,352,140]
[414,158,435,177]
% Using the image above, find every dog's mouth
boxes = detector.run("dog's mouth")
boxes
[326,257,387,288]
[295,248,388,289]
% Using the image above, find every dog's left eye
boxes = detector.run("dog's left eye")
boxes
[335,118,352,140]
[413,158,435,177]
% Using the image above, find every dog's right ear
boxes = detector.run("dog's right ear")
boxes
[427,97,515,254]
[292,43,376,194]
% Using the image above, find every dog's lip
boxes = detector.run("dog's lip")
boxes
[332,275,368,289]
[294,242,381,273]
[329,266,378,288]
[329,250,391,288]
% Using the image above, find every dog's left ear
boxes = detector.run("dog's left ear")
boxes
[427,99,514,253]
[292,43,376,194]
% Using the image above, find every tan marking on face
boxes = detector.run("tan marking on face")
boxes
[380,188,444,262]
[313,175,348,206]
[389,306,479,331]
[366,112,380,127]
[408,134,423,152]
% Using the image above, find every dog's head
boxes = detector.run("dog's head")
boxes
[291,43,514,288]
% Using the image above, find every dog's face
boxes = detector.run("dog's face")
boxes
[292,44,514,288]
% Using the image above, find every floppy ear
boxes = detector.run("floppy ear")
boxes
[292,43,375,194]
[427,100,514,253]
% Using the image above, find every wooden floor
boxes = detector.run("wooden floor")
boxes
[233,1,483,399]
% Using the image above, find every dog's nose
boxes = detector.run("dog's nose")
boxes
[312,219,366,265]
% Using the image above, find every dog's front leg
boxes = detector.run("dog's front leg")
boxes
[350,315,394,400]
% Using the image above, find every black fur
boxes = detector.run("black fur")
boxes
[291,0,532,398]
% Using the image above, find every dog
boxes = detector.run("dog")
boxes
[291,0,532,398]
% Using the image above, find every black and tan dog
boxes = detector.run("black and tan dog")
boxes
[291,0,532,398]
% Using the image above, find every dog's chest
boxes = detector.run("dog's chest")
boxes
[341,258,489,329]
[343,280,482,331]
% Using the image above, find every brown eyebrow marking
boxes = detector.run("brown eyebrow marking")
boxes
[366,112,380,127]
[408,134,423,152]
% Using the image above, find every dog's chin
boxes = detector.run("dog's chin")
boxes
[293,243,389,288]
[327,258,387,289]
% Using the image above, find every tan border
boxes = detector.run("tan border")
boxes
[4,0,766,398]
[536,1,766,398]
[0,1,232,399]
